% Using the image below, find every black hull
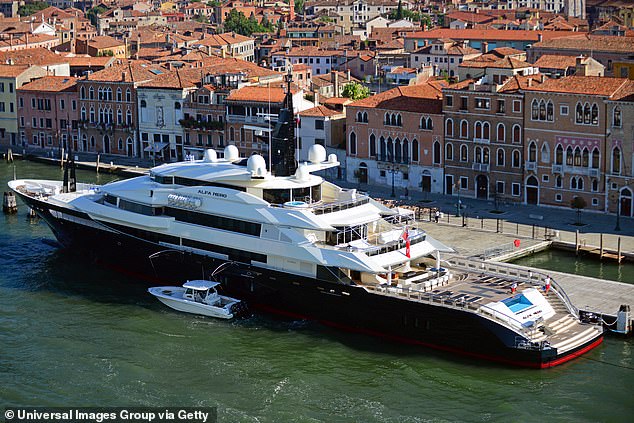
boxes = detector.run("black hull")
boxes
[19,192,603,368]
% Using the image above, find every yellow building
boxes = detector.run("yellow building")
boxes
[160,1,178,12]
[614,61,634,80]
[0,65,47,147]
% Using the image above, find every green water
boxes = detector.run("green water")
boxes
[1,161,633,422]
[513,249,634,284]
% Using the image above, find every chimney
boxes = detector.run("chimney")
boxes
[122,71,127,81]
[289,0,295,21]
[334,71,339,97]
[527,77,532,87]
[347,69,351,81]
[314,91,319,106]
[537,33,543,42]
[540,74,546,83]
[481,41,488,53]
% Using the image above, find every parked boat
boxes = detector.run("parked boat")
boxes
[7,73,603,368]
[148,280,243,319]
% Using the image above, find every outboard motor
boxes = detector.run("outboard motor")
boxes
[616,304,632,335]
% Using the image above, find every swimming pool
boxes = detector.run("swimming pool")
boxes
[503,294,533,313]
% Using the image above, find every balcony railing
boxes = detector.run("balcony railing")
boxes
[552,164,563,174]
[525,161,537,171]
[471,163,490,172]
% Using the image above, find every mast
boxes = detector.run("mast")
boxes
[269,66,298,177]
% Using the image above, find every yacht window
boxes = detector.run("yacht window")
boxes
[154,174,174,184]
[104,194,118,206]
[119,199,159,216]
[292,186,311,202]
[165,208,261,236]
[263,189,290,204]
[311,184,321,203]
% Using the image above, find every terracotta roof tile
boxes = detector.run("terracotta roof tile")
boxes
[87,35,125,50]
[0,64,32,78]
[406,28,583,42]
[17,75,78,92]
[533,54,578,70]
[299,105,343,117]
[532,34,634,54]
[350,80,447,114]
[225,86,287,103]
[0,48,68,66]
[523,75,630,96]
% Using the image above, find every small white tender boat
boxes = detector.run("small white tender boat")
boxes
[148,280,243,319]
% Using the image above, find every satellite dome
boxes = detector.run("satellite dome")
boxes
[224,145,239,161]
[328,153,338,163]
[202,149,217,162]
[294,164,310,181]
[247,154,267,176]
[308,144,327,164]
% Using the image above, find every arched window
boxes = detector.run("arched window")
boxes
[445,118,453,137]
[98,87,103,100]
[369,134,376,157]
[531,99,539,120]
[387,137,394,162]
[483,122,490,140]
[556,144,563,165]
[575,103,583,123]
[571,178,577,190]
[512,125,521,143]
[391,114,397,126]
[402,139,409,163]
[89,106,95,123]
[529,141,537,162]
[475,146,482,163]
[460,120,468,138]
[445,143,453,161]
[460,144,468,161]
[591,103,599,125]
[118,138,123,150]
[240,127,245,142]
[106,88,112,101]
[175,102,181,110]
[573,147,581,166]
[578,178,584,190]
[140,100,147,108]
[81,106,86,121]
[475,121,482,139]
[80,86,86,99]
[81,134,87,151]
[89,86,94,100]
[433,141,441,164]
[566,146,573,165]
[412,139,419,162]
[582,148,589,167]
[556,175,562,188]
[540,144,550,163]
[126,109,132,125]
[357,111,362,122]
[117,108,122,124]
[126,88,131,102]
[349,132,357,155]
[612,147,621,174]
[379,136,386,161]
[420,116,427,129]
[546,101,553,121]
[396,114,402,127]
[539,100,546,120]
[394,138,401,163]
[427,117,433,130]
[90,136,95,148]
[592,179,599,192]
[483,147,490,164]
[592,148,599,169]
[497,123,505,142]
[497,148,505,166]
[583,102,591,124]
[613,107,622,127]
[229,127,235,141]
[512,150,521,167]
[363,112,368,122]
[116,88,122,102]
[384,113,390,125]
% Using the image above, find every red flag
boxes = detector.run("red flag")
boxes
[402,227,411,258]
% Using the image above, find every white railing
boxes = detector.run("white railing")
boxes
[552,164,563,174]
[471,163,490,172]
[526,161,537,171]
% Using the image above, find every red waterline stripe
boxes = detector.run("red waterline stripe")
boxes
[540,336,604,369]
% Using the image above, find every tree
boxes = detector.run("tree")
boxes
[294,0,305,14]
[86,6,108,27]
[571,196,587,225]
[342,82,370,100]
[194,14,209,23]
[396,0,403,20]
[224,9,273,36]
[18,1,49,17]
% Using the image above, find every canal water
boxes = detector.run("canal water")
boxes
[1,161,633,422]
[513,248,634,284]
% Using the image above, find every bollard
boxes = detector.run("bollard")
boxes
[3,191,17,214]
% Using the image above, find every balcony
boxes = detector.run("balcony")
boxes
[473,137,490,144]
[552,164,563,174]
[472,163,490,172]
[525,161,537,171]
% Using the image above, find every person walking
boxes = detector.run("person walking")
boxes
[510,281,517,295]
[434,209,440,223]
[544,275,551,296]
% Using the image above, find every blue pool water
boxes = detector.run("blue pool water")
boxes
[503,294,533,313]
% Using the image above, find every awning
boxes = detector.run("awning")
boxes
[144,142,168,152]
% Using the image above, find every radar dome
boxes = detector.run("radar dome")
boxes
[308,144,327,164]
[247,154,267,176]
[294,164,310,181]
[202,149,217,162]
[224,145,239,161]
[328,153,338,163]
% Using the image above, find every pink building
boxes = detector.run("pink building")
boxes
[17,76,79,153]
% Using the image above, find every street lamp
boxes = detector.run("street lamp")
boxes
[615,190,621,231]
[455,183,461,217]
